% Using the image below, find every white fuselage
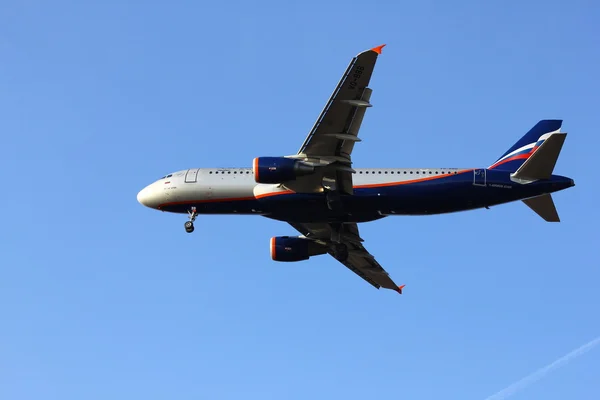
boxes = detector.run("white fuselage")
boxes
[137,166,466,210]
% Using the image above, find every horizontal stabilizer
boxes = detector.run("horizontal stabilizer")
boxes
[522,194,560,222]
[512,133,567,180]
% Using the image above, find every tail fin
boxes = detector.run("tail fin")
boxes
[488,120,563,171]
[522,194,560,222]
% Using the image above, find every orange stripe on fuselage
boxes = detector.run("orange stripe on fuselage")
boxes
[158,196,256,209]
[254,190,295,199]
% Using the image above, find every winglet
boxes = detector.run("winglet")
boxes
[371,44,386,54]
[397,284,405,294]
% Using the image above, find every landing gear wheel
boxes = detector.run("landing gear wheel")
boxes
[333,243,349,262]
[184,207,198,233]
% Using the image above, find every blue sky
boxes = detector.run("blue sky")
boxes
[1,1,599,399]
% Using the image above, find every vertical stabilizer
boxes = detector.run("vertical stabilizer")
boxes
[489,120,562,172]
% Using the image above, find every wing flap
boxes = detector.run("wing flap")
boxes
[335,250,401,291]
[297,49,380,157]
[287,221,404,293]
[285,46,385,195]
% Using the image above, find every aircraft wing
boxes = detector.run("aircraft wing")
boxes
[285,45,386,195]
[288,221,405,294]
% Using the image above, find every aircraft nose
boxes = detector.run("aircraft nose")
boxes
[137,183,162,209]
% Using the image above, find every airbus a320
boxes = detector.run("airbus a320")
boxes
[137,44,575,294]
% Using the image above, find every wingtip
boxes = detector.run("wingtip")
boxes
[371,44,386,55]
[397,284,405,294]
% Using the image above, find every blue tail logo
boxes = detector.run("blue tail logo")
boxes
[488,120,563,171]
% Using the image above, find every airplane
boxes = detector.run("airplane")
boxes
[137,44,575,295]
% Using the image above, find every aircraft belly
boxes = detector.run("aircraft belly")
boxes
[257,191,385,223]
[373,181,486,215]
[373,178,538,215]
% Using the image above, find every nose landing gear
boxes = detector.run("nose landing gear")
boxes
[185,207,198,233]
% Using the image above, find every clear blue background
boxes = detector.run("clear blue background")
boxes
[1,1,598,399]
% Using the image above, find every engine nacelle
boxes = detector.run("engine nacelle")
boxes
[270,236,327,262]
[252,157,315,184]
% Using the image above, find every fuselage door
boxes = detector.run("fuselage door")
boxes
[185,168,199,183]
[473,169,487,186]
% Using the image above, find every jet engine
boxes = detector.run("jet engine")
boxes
[252,157,315,184]
[270,236,328,262]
